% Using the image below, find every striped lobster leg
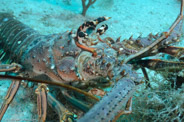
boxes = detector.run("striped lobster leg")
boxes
[0,63,22,120]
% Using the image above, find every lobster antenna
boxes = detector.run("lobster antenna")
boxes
[0,75,99,101]
[124,0,184,64]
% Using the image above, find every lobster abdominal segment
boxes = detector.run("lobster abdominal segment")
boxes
[0,13,41,61]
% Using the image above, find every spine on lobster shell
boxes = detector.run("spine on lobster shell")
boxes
[78,78,135,122]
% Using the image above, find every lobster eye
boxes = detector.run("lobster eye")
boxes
[86,27,95,35]
[78,31,86,38]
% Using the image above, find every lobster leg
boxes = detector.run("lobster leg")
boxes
[0,63,22,120]
[47,92,76,122]
[112,97,132,122]
[158,46,184,59]
[0,63,22,73]
[0,80,21,120]
[141,67,151,88]
[35,83,49,122]
[88,88,106,97]
[62,90,92,112]
[135,59,184,72]
[135,59,184,88]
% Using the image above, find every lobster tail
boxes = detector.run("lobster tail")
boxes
[0,13,42,61]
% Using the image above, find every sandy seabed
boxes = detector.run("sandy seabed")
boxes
[0,0,182,121]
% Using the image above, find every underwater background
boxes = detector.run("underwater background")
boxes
[0,0,184,121]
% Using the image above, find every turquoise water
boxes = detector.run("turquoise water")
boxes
[0,0,183,122]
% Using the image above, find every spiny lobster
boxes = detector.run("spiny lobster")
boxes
[0,0,184,122]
